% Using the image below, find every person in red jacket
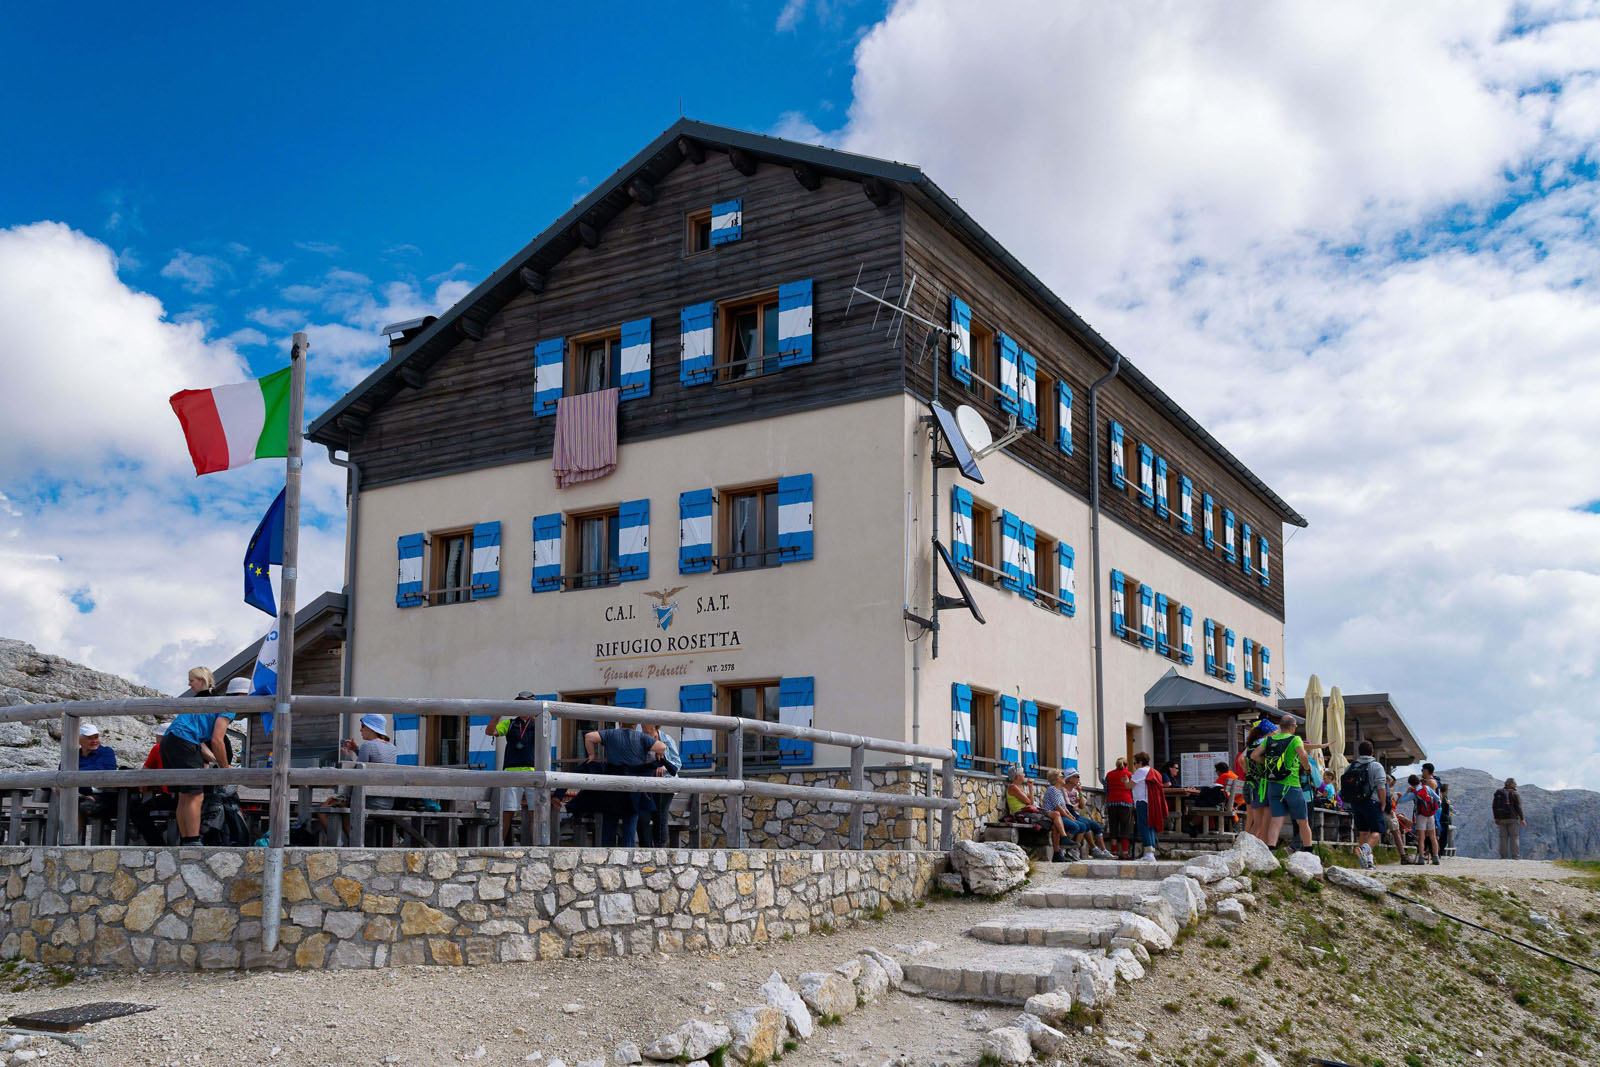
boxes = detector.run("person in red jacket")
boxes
[1102,758,1135,859]
[128,725,176,845]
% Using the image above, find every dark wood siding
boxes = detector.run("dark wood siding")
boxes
[227,633,343,767]
[349,158,905,488]
[900,199,1286,620]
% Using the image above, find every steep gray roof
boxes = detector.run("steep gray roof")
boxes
[307,119,1305,527]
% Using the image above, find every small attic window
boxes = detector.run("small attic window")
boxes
[685,209,712,255]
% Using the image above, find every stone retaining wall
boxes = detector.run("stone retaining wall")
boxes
[0,845,944,972]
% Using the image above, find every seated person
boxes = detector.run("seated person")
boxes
[64,721,118,833]
[1039,770,1076,861]
[320,714,398,843]
[1062,771,1114,859]
[1317,769,1339,806]
[1002,767,1051,829]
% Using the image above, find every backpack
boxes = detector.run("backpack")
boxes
[1340,761,1377,805]
[1492,788,1513,820]
[199,787,254,847]
[1258,735,1299,781]
[1413,787,1439,819]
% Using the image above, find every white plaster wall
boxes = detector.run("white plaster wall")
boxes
[351,396,911,767]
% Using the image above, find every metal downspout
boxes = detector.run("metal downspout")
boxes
[328,448,360,741]
[1088,354,1122,783]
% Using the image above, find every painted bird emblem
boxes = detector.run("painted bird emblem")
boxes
[644,586,686,631]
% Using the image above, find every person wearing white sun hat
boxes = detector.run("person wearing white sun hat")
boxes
[321,713,399,844]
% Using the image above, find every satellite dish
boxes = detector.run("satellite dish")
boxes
[954,405,992,455]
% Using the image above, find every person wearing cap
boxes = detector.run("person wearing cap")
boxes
[486,693,542,845]
[160,678,244,844]
[60,721,119,835]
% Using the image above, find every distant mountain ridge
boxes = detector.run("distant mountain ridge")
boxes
[0,637,165,772]
[1440,766,1600,860]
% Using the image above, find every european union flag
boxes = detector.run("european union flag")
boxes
[244,488,286,617]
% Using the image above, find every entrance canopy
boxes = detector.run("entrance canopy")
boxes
[1278,693,1425,767]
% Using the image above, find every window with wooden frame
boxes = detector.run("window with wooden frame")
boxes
[969,687,998,770]
[1249,643,1264,686]
[969,498,1000,586]
[1164,464,1181,525]
[1121,574,1146,644]
[965,317,997,406]
[684,208,713,255]
[566,326,622,396]
[1037,369,1058,444]
[427,527,474,605]
[565,506,622,589]
[1164,597,1185,661]
[1035,703,1061,771]
[1210,623,1227,671]
[719,483,781,571]
[715,289,782,383]
[427,715,467,766]
[1032,529,1062,612]
[720,680,783,767]
[560,690,619,765]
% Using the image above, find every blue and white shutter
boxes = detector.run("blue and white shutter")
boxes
[615,688,647,709]
[1224,628,1237,681]
[1018,349,1038,429]
[999,695,1020,767]
[1056,382,1073,455]
[1258,646,1271,695]
[1020,701,1039,778]
[533,337,564,416]
[1110,570,1126,637]
[1223,509,1237,562]
[777,473,814,562]
[951,486,974,574]
[678,489,713,575]
[1138,444,1155,507]
[1110,422,1126,488]
[709,199,742,245]
[952,683,973,769]
[997,334,1020,415]
[470,521,501,599]
[1153,456,1169,518]
[617,499,650,582]
[393,715,421,765]
[1204,619,1217,675]
[1241,523,1253,577]
[679,684,716,770]
[468,716,497,770]
[1243,638,1255,690]
[777,279,814,367]
[396,533,424,608]
[619,317,652,400]
[999,511,1023,592]
[777,676,815,765]
[1258,537,1271,587]
[1202,493,1216,548]
[950,296,973,386]
[1057,543,1075,616]
[1180,606,1194,665]
[679,302,715,386]
[1060,710,1080,772]
[1179,476,1195,534]
[1155,593,1170,656]
[1020,522,1037,600]
[1139,584,1155,648]
[531,513,563,592]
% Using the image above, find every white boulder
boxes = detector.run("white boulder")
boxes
[860,947,903,989]
[1286,851,1324,884]
[1013,1013,1071,1056]
[1021,990,1074,1027]
[1327,866,1387,899]
[797,971,857,1018]
[980,1027,1033,1065]
[951,839,1031,896]
[1232,832,1281,873]
[1110,947,1146,983]
[757,971,812,1040]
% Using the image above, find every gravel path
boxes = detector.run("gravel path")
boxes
[0,888,1028,1067]
[1372,857,1574,881]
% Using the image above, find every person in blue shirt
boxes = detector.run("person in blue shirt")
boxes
[64,721,119,830]
[159,677,243,844]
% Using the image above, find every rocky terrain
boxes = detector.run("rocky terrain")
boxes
[1442,766,1600,861]
[0,638,166,772]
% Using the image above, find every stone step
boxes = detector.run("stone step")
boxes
[1018,878,1162,911]
[900,942,1075,1005]
[1059,859,1187,880]
[967,909,1127,950]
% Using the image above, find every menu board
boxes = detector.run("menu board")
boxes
[1181,752,1219,789]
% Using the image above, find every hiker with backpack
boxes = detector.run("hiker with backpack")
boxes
[1239,720,1276,843]
[1404,773,1441,864]
[1341,740,1388,869]
[1249,714,1324,852]
[1492,778,1526,859]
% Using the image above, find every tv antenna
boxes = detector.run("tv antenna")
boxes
[844,264,948,367]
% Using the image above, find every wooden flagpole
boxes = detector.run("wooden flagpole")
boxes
[262,331,306,952]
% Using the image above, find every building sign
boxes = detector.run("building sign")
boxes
[594,586,743,672]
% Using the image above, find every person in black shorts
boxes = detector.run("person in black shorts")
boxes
[158,679,242,844]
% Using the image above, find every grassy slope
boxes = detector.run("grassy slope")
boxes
[1064,857,1600,1067]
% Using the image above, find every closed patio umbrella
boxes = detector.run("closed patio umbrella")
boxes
[1303,675,1324,758]
[1326,686,1348,776]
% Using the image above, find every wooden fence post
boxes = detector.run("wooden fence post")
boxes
[55,710,78,845]
[847,744,866,849]
[724,721,744,848]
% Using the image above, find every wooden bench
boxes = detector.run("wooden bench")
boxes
[983,820,1052,855]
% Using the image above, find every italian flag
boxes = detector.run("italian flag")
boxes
[169,368,292,476]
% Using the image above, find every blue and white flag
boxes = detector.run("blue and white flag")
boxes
[244,488,285,616]
[252,626,279,733]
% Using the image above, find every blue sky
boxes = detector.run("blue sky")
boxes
[3,1,1600,790]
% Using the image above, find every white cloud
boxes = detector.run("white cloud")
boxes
[159,249,230,293]
[805,0,1600,787]
[777,0,807,32]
